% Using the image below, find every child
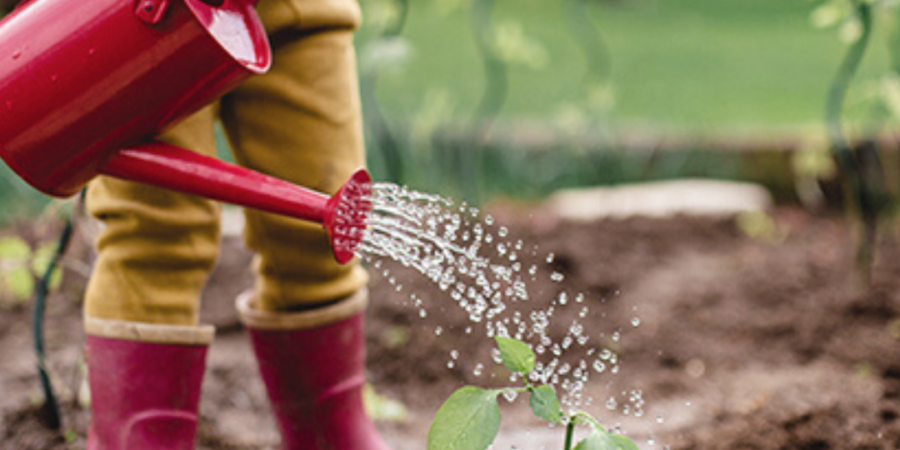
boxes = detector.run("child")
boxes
[82,1,389,448]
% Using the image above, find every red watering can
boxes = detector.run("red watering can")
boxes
[0,0,371,263]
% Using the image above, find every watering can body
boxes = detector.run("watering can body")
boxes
[0,0,270,197]
[0,0,371,262]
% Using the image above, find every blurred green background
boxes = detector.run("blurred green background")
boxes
[355,0,898,204]
[362,0,882,131]
[1,0,897,223]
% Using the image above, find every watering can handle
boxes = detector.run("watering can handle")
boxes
[99,141,330,224]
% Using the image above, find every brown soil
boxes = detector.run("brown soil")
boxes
[2,203,900,449]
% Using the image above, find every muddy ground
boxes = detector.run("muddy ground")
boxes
[2,196,900,450]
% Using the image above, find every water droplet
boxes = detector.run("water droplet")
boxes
[606,397,617,410]
[356,183,636,415]
[502,391,518,403]
[656,415,665,424]
[631,317,641,327]
[11,50,21,60]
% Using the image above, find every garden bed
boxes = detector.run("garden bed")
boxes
[1,201,899,449]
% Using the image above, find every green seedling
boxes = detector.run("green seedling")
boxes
[0,236,62,305]
[427,336,639,450]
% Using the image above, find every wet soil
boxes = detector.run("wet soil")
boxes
[2,203,900,449]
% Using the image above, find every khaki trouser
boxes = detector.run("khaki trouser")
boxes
[84,0,369,326]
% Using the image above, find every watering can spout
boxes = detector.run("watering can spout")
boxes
[100,142,372,264]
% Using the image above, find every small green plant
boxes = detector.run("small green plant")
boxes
[0,236,62,306]
[427,336,639,450]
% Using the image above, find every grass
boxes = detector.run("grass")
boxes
[1,1,894,220]
[361,0,893,134]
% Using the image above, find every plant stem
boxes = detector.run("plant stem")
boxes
[385,0,409,38]
[359,0,411,184]
[825,0,877,277]
[564,418,576,450]
[33,209,75,430]
[563,0,611,83]
[471,0,508,135]
[826,0,872,184]
[573,410,605,430]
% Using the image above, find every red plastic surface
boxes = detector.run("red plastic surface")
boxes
[0,0,369,263]
[0,0,270,196]
[101,142,332,224]
[101,142,372,263]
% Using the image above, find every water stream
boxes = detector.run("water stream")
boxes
[357,182,655,442]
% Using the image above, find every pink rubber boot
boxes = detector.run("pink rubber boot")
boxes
[84,317,214,450]
[237,289,391,450]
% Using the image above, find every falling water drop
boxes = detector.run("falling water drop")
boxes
[605,397,617,410]
[357,183,643,416]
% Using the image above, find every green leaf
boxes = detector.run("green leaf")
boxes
[495,336,535,375]
[31,243,62,289]
[572,429,605,450]
[3,267,35,300]
[427,386,501,450]
[608,434,640,450]
[0,237,34,301]
[362,383,408,423]
[0,237,30,259]
[529,385,564,424]
[573,425,640,450]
